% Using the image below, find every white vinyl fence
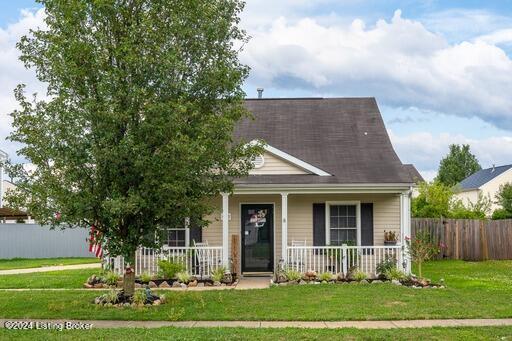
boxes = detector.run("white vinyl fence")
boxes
[286,244,404,277]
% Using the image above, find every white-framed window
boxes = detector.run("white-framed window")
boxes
[326,201,361,246]
[165,228,189,247]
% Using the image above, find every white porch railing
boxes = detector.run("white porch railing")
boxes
[286,244,404,278]
[106,246,223,278]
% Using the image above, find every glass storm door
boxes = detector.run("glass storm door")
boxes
[241,204,274,272]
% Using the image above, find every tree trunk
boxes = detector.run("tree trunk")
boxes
[123,250,136,296]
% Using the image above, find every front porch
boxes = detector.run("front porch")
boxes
[108,188,412,278]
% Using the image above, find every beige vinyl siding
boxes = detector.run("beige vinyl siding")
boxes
[287,194,401,246]
[249,152,309,175]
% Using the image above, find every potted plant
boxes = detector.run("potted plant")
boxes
[384,230,398,245]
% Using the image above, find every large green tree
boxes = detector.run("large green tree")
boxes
[6,0,261,294]
[436,144,481,187]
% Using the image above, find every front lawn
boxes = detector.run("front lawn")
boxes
[0,258,99,270]
[1,326,512,340]
[0,269,99,289]
[0,260,511,321]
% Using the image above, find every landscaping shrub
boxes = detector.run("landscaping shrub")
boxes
[384,267,407,281]
[492,208,512,220]
[133,289,147,306]
[104,271,121,286]
[211,267,226,282]
[284,269,302,282]
[318,272,333,282]
[157,260,184,279]
[176,271,191,284]
[406,231,443,279]
[376,257,396,276]
[104,289,120,304]
[351,269,367,282]
[140,272,152,283]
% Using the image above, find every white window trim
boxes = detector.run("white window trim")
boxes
[325,201,361,246]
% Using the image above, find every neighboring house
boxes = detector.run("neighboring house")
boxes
[110,98,419,278]
[0,180,32,223]
[455,164,512,212]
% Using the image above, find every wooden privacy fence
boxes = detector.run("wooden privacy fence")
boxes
[411,218,512,261]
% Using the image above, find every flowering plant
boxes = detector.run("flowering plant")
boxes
[406,231,444,278]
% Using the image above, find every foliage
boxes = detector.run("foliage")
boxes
[351,269,368,282]
[284,269,302,282]
[384,230,398,242]
[496,183,512,214]
[104,289,120,304]
[211,266,227,282]
[384,268,407,281]
[492,209,512,220]
[140,272,152,283]
[159,294,167,305]
[5,0,262,292]
[133,290,147,306]
[176,271,191,284]
[436,144,481,186]
[412,181,453,218]
[157,260,184,280]
[413,181,491,219]
[406,231,442,278]
[450,193,492,219]
[376,257,396,275]
[318,272,333,282]
[104,272,121,286]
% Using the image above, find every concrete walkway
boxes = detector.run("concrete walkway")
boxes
[0,263,101,275]
[1,318,512,329]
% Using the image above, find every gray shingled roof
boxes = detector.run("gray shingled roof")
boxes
[233,98,413,185]
[404,164,424,184]
[458,165,512,190]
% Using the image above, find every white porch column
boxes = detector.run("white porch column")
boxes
[281,193,288,263]
[222,193,229,267]
[400,191,412,274]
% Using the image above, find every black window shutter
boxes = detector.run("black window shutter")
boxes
[361,203,374,246]
[189,224,202,245]
[313,203,326,246]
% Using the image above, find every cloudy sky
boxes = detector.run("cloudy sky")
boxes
[1,1,512,180]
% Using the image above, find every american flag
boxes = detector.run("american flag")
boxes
[88,226,103,258]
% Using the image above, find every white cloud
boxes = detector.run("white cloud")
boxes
[242,10,512,129]
[0,8,46,162]
[389,130,512,181]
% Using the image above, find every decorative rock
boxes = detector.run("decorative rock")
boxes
[205,281,213,286]
[299,280,307,285]
[148,281,158,288]
[279,282,288,286]
[135,283,142,288]
[391,280,402,286]
[153,300,161,306]
[359,279,369,285]
[221,283,227,287]
[159,281,171,288]
[87,275,97,285]
[336,273,344,281]
[93,283,104,289]
[123,303,130,307]
[222,272,233,284]
[172,281,181,288]
[180,283,188,289]
[213,281,221,287]
[305,270,317,279]
[83,283,93,289]
[321,280,328,284]
[350,281,359,285]
[197,282,205,287]
[188,280,198,287]
[371,280,383,284]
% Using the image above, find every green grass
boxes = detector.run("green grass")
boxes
[0,260,511,321]
[0,258,99,270]
[0,269,99,289]
[1,326,512,340]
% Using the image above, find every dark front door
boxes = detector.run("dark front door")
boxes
[241,204,274,272]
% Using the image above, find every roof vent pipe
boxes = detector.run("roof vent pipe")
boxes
[491,164,495,172]
[257,88,264,99]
